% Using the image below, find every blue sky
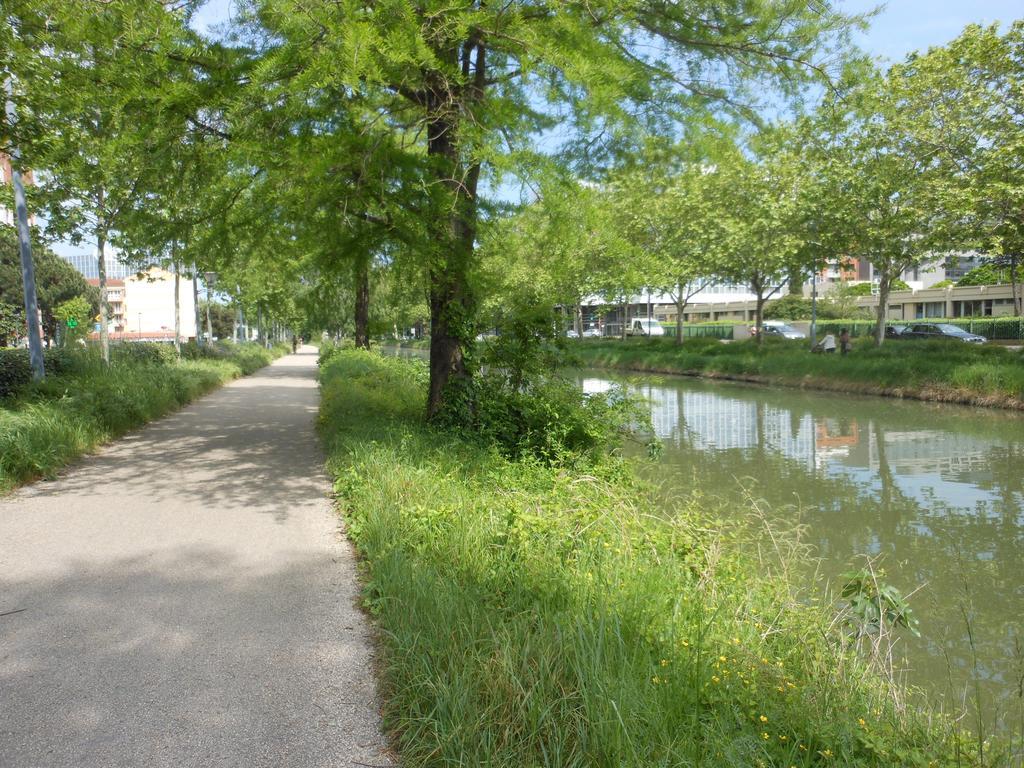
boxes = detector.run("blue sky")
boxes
[839,0,1021,62]
[192,0,1023,64]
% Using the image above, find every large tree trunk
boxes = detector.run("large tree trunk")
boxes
[425,107,478,421]
[354,256,370,349]
[874,273,891,346]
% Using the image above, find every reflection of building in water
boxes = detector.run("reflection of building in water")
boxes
[869,430,994,477]
[637,386,818,470]
[586,373,1021,521]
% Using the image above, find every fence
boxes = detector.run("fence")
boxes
[813,318,1024,340]
[663,323,736,340]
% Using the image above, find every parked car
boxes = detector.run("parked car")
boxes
[627,318,666,337]
[581,326,602,338]
[885,324,907,339]
[566,329,579,339]
[751,320,805,340]
[900,323,987,344]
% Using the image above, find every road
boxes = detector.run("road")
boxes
[0,348,392,767]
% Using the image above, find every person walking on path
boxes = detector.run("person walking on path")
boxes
[839,328,851,355]
[0,352,392,768]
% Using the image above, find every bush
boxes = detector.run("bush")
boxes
[839,280,910,297]
[111,342,179,366]
[473,373,649,463]
[0,349,33,398]
[318,338,355,367]
[43,347,96,376]
[679,335,724,351]
[764,294,813,320]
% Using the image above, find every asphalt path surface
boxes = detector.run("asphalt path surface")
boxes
[0,348,393,767]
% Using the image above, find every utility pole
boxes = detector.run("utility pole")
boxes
[4,76,44,379]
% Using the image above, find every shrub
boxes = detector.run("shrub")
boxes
[679,335,723,351]
[473,373,649,463]
[43,347,96,376]
[318,338,354,367]
[839,280,910,297]
[111,342,179,366]
[0,349,33,398]
[764,294,813,320]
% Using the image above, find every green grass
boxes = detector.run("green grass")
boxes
[319,349,992,767]
[0,342,288,492]
[570,336,1024,408]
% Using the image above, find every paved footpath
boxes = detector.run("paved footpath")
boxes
[0,348,393,768]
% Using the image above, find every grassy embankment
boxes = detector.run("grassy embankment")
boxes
[319,348,990,767]
[571,336,1024,409]
[0,341,288,492]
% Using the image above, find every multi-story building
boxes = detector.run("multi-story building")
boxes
[61,250,137,281]
[86,266,196,341]
[0,152,35,227]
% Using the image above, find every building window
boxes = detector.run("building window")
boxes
[915,301,945,319]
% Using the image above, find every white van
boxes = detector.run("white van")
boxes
[627,318,666,337]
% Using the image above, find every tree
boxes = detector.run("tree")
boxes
[892,23,1024,317]
[809,66,945,345]
[0,226,96,345]
[714,150,805,343]
[478,178,617,338]
[238,0,860,418]
[8,2,210,361]
[617,152,733,345]
[0,300,24,347]
[53,295,90,347]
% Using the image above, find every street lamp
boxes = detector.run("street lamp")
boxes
[203,272,217,342]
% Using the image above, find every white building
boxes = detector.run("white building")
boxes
[87,266,196,341]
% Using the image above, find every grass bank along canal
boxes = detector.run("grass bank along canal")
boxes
[581,368,1024,732]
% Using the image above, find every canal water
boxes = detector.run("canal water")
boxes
[580,369,1024,729]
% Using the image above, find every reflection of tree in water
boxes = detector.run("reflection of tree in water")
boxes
[635,379,1024,734]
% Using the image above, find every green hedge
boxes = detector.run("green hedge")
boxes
[0,349,34,398]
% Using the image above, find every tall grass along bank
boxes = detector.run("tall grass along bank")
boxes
[0,342,288,492]
[572,336,1024,410]
[319,349,994,767]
